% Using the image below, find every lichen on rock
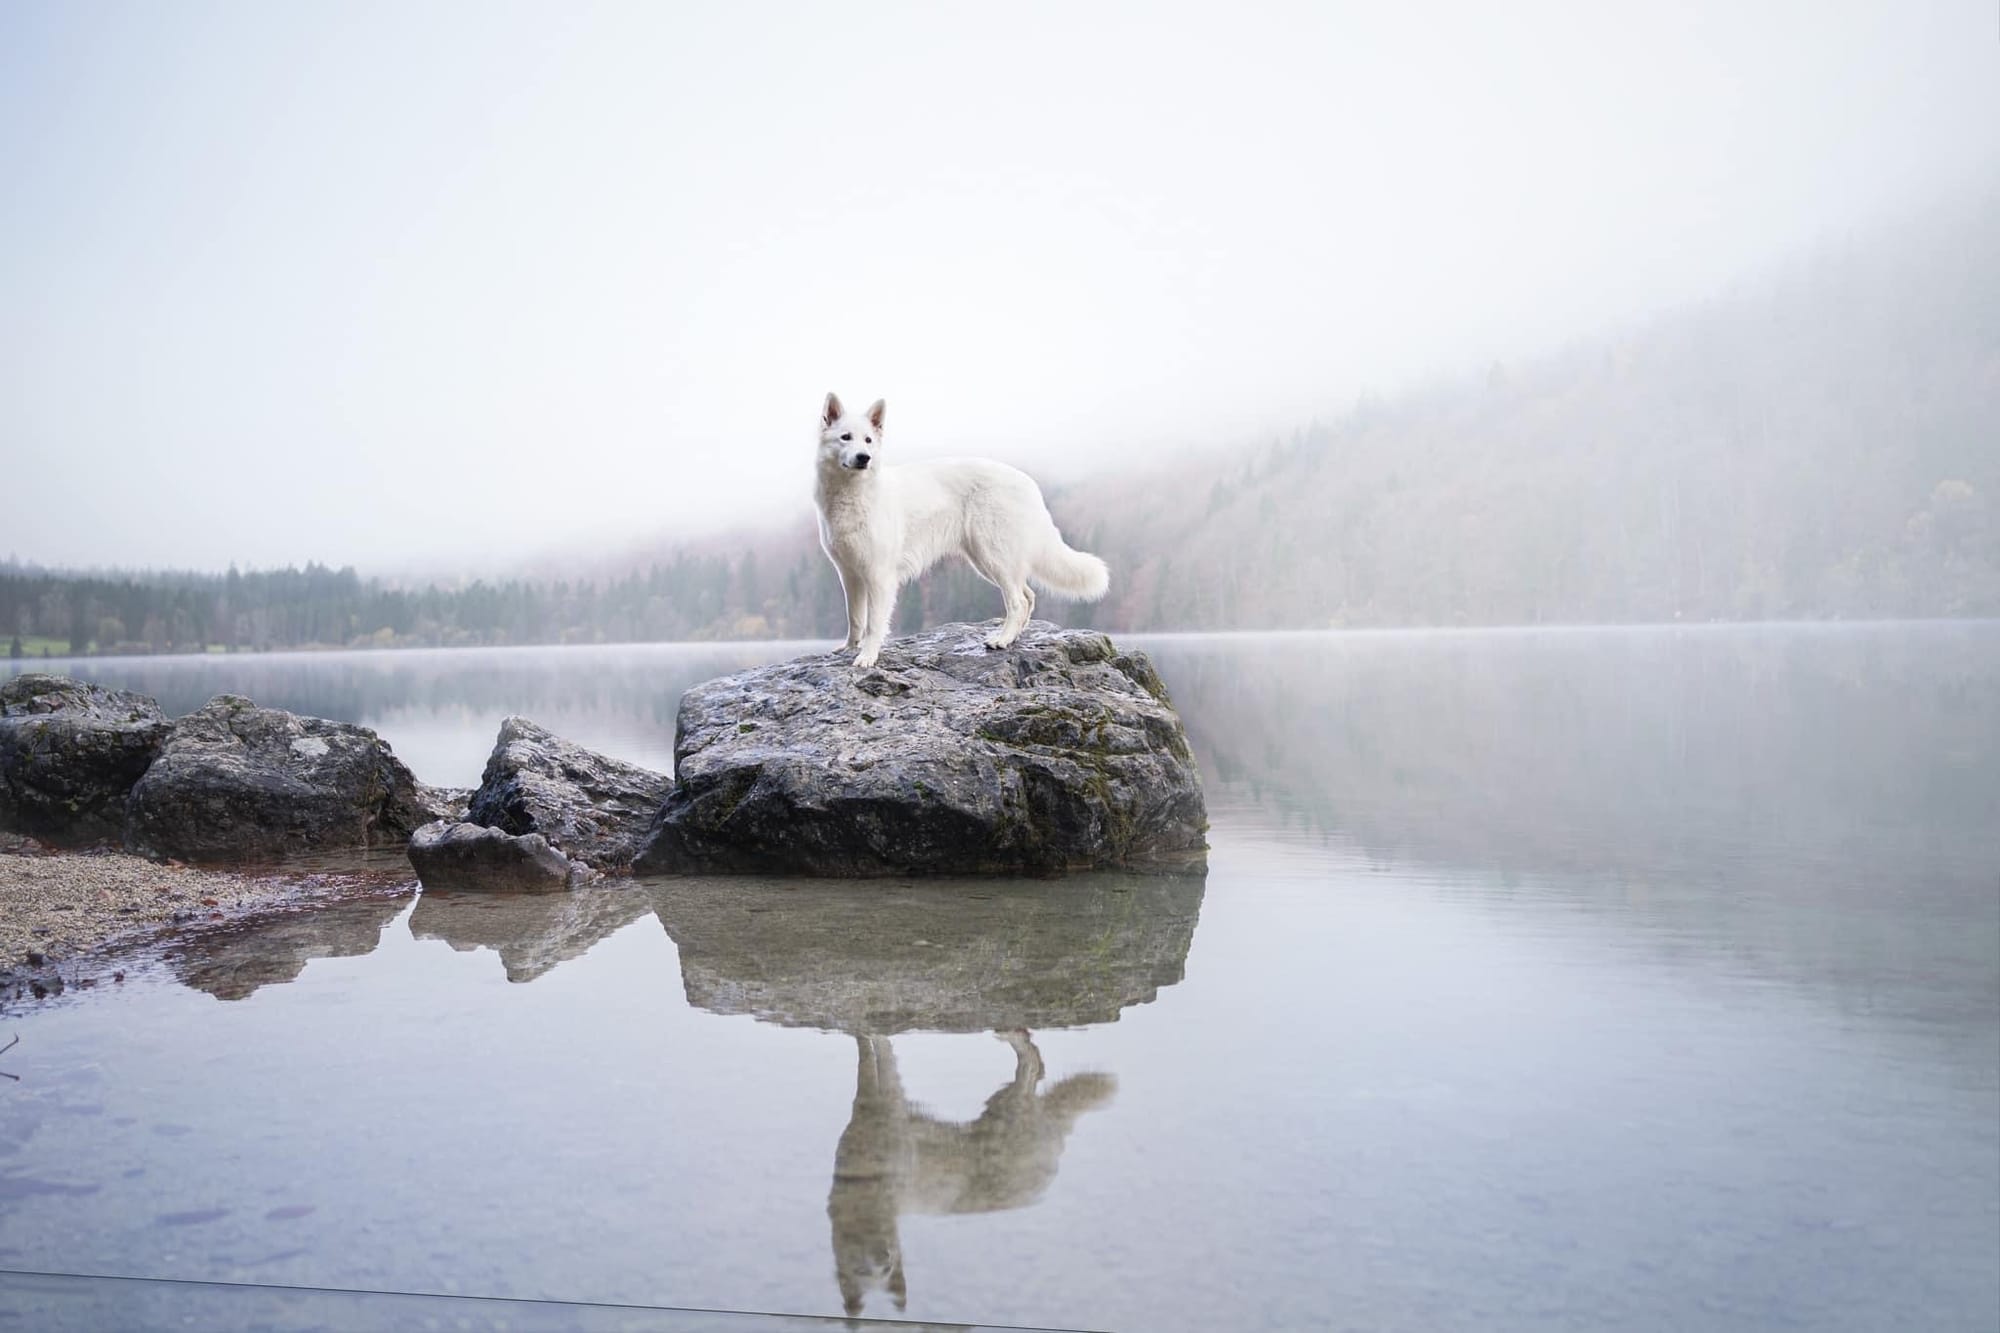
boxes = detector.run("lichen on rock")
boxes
[465,716,670,871]
[127,694,442,862]
[0,674,174,848]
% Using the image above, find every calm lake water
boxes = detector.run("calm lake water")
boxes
[3,625,1997,1331]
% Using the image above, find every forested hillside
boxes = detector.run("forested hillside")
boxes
[1061,192,1999,629]
[7,192,1994,656]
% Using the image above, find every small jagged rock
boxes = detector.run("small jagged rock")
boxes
[419,784,473,823]
[633,621,1207,876]
[0,674,175,847]
[127,695,442,862]
[406,819,574,893]
[466,717,671,870]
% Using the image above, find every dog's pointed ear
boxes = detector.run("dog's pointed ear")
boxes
[822,392,844,428]
[866,399,886,432]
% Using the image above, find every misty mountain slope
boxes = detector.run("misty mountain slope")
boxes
[1057,195,1999,630]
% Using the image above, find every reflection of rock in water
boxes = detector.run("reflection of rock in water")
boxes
[649,870,1205,1033]
[831,1031,1115,1318]
[408,886,652,983]
[170,894,411,1000]
[651,874,1195,1318]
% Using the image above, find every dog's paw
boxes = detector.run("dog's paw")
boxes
[983,633,1016,651]
[853,648,881,670]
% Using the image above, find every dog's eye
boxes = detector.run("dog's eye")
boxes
[841,433,852,441]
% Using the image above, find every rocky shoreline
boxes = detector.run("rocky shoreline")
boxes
[0,833,414,999]
[3,622,1208,947]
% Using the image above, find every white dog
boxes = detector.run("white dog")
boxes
[814,392,1109,669]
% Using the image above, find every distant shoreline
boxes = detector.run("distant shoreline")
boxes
[6,615,1997,669]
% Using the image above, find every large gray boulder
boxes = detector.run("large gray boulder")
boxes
[466,717,672,871]
[127,694,441,862]
[0,674,175,847]
[633,622,1207,876]
[406,819,574,893]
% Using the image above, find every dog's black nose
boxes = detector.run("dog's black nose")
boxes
[852,453,871,469]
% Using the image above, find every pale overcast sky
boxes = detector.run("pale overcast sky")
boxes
[2,0,1995,574]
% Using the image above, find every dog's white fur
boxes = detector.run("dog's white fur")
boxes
[814,392,1110,669]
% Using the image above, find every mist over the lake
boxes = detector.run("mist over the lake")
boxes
[4,0,1997,623]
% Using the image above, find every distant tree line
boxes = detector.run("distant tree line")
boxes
[0,556,856,655]
[0,541,1116,657]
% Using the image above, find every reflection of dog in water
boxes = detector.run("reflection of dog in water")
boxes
[828,1030,1116,1316]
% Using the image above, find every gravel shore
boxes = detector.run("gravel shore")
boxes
[0,834,416,981]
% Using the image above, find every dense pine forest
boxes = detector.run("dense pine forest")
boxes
[7,194,1995,659]
[0,556,851,656]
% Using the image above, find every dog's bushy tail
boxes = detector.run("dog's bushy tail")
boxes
[1043,1071,1118,1119]
[1031,540,1111,601]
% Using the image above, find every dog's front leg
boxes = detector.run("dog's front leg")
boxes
[837,562,868,651]
[853,571,898,669]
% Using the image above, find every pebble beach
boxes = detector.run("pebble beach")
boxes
[0,834,414,981]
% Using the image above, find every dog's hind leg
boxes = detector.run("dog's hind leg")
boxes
[964,547,1035,650]
[986,582,1033,650]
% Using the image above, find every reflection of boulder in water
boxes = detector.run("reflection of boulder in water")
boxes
[170,894,411,1000]
[649,871,1205,1033]
[649,873,1193,1318]
[408,885,653,983]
